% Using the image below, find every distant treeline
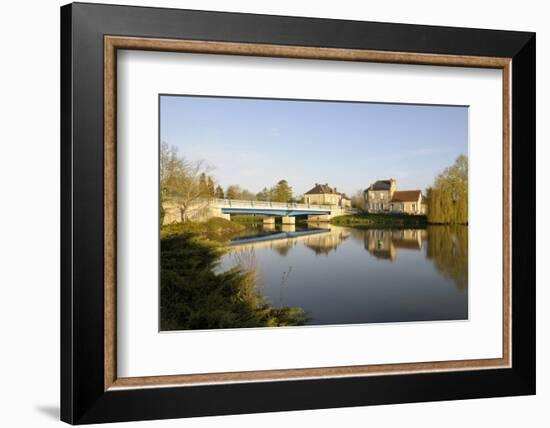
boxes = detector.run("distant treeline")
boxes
[161,142,301,208]
[219,179,297,203]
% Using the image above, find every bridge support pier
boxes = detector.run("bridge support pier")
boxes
[263,216,276,225]
[282,216,295,225]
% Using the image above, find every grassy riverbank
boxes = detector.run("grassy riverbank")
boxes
[230,214,265,225]
[160,218,307,331]
[330,212,428,228]
[161,217,246,240]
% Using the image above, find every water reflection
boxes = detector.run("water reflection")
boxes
[303,223,351,255]
[364,229,427,261]
[222,223,468,325]
[426,225,468,290]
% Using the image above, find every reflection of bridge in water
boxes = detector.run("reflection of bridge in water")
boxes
[227,224,427,262]
[230,227,329,246]
[229,224,351,255]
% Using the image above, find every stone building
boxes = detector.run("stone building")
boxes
[304,183,352,208]
[364,179,427,214]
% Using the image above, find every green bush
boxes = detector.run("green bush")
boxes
[161,217,245,240]
[160,222,306,331]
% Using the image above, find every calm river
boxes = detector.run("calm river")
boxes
[219,224,468,326]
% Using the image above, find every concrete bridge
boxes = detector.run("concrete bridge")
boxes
[162,198,351,225]
[210,198,347,224]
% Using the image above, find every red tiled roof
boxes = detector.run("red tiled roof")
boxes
[391,190,422,202]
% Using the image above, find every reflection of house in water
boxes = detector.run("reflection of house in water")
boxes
[364,229,426,261]
[302,226,351,255]
[229,227,328,256]
[229,225,351,257]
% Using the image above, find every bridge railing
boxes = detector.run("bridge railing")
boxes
[210,198,338,211]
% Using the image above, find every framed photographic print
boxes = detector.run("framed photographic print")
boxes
[61,2,536,424]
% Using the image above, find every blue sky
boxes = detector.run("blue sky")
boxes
[160,95,468,197]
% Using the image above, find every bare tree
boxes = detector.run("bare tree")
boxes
[160,142,214,222]
[176,158,214,221]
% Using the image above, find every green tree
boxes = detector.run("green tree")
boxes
[226,184,242,200]
[271,179,293,203]
[427,155,468,224]
[207,176,216,197]
[225,185,255,200]
[199,172,208,195]
[215,185,224,199]
[239,190,256,201]
[351,189,366,210]
[256,187,272,201]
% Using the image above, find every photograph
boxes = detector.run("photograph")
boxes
[49,1,538,424]
[159,95,469,331]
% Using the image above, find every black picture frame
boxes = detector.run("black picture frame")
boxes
[61,2,535,424]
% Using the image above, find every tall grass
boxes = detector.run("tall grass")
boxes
[160,218,306,330]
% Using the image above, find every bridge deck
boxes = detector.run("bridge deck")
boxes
[222,208,330,216]
[212,198,339,216]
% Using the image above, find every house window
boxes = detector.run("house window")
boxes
[380,193,384,200]
[412,203,416,211]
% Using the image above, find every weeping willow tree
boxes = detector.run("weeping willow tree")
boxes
[427,155,468,224]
